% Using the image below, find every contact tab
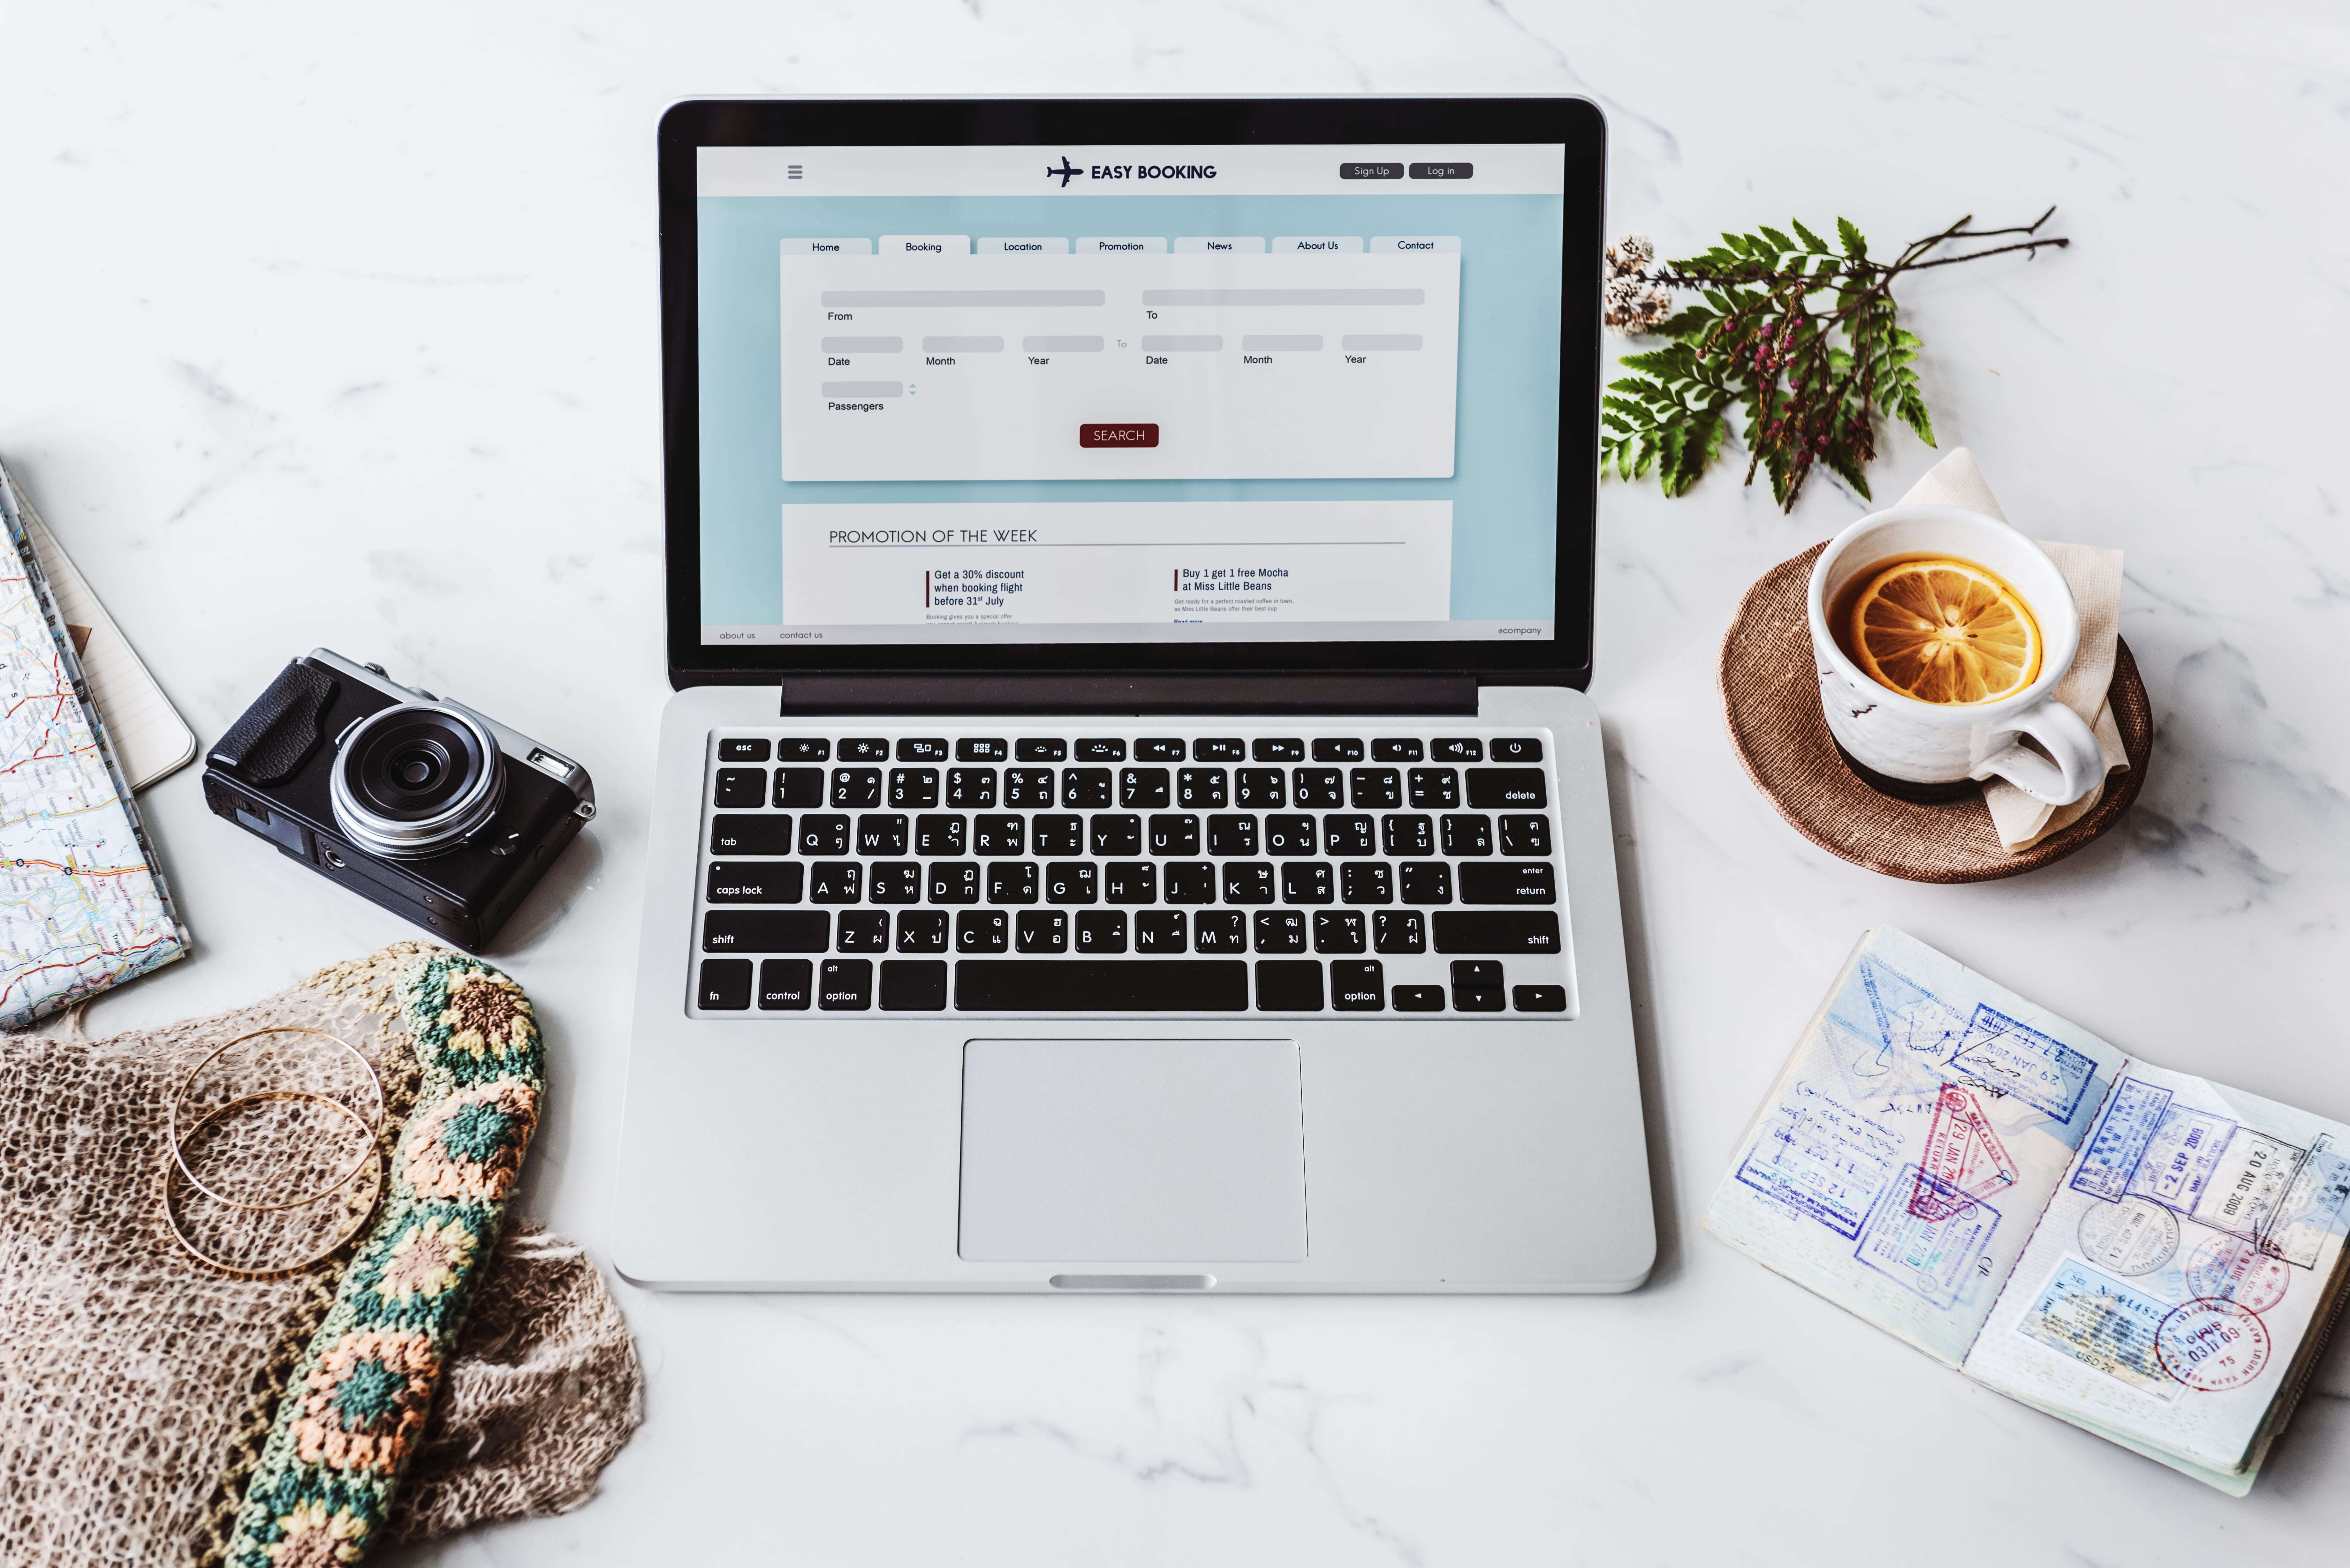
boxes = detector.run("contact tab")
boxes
[1076,237,1168,253]
[780,237,874,255]
[1173,237,1267,254]
[977,237,1071,254]
[878,235,971,256]
[1370,236,1462,253]
[1272,236,1365,253]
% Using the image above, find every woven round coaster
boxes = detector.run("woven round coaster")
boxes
[1721,541,2152,883]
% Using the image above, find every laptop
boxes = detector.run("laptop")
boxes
[614,96,1655,1292]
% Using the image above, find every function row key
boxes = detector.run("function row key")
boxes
[838,739,891,761]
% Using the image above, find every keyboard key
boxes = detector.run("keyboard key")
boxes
[707,861,803,904]
[1371,738,1423,761]
[988,862,1039,904]
[1341,863,1392,904]
[1176,768,1228,809]
[1431,738,1483,762]
[896,738,950,761]
[1393,984,1445,1011]
[1382,815,1434,856]
[1074,738,1127,761]
[1044,862,1098,904]
[1235,768,1285,808]
[896,910,948,952]
[957,738,1010,761]
[1442,815,1493,857]
[880,959,948,1010]
[838,739,890,762]
[1194,911,1248,951]
[1265,814,1317,856]
[713,768,767,808]
[710,814,792,856]
[868,862,921,904]
[1459,863,1557,904]
[836,910,890,950]
[1004,768,1055,807]
[954,959,1249,1011]
[929,862,981,904]
[1491,737,1543,762]
[1017,909,1068,953]
[1498,814,1551,855]
[1032,815,1083,854]
[973,815,1025,856]
[1207,815,1259,856]
[1135,909,1186,951]
[914,814,966,856]
[775,768,825,808]
[1292,769,1345,808]
[1282,862,1333,905]
[1399,863,1452,905]
[799,814,849,855]
[1255,959,1323,1009]
[719,738,770,762]
[1467,768,1548,809]
[1314,909,1366,953]
[1254,910,1308,953]
[1350,768,1401,808]
[945,768,996,808]
[704,910,828,953]
[808,862,862,903]
[1452,961,1505,988]
[1163,863,1217,904]
[819,958,873,1009]
[1076,909,1128,953]
[1119,767,1171,808]
[1453,986,1506,1013]
[856,813,908,855]
[1194,739,1246,761]
[1408,768,1460,809]
[1514,984,1568,1012]
[1330,960,1384,1008]
[1321,814,1375,856]
[1104,862,1156,904]
[1223,862,1276,904]
[758,958,812,1009]
[1373,909,1426,954]
[1062,769,1114,808]
[1432,911,1562,954]
[697,958,752,1009]
[777,739,830,762]
[832,767,882,808]
[1135,738,1186,760]
[1312,738,1365,762]
[1253,738,1305,762]
[957,909,1009,952]
[1148,814,1201,856]
[1091,814,1142,856]
[1014,738,1068,761]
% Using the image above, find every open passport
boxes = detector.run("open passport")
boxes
[1705,927,2350,1493]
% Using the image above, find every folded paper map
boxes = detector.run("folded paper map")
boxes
[0,464,187,1025]
[1705,928,2350,1493]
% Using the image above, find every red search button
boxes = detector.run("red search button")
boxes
[1079,423,1160,448]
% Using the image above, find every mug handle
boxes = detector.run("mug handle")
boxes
[1971,699,2102,805]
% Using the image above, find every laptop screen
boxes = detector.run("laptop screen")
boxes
[691,139,1572,653]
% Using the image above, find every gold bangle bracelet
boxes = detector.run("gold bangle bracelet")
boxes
[166,1027,384,1213]
[159,1090,383,1279]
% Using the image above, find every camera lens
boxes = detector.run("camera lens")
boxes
[329,703,505,859]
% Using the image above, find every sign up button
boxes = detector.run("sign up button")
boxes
[1080,423,1160,449]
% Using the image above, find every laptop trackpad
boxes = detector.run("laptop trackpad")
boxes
[959,1038,1308,1263]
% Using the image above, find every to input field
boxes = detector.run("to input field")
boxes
[1140,288,1425,307]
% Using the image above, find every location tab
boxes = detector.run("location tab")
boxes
[1173,237,1268,254]
[1271,236,1365,254]
[978,237,1072,254]
[1076,237,1169,254]
[1369,236,1462,254]
[780,237,875,255]
[878,235,971,256]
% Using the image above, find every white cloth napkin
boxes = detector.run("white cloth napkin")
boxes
[1896,448,2128,850]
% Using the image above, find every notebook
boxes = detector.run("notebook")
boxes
[0,461,189,1025]
[1704,927,2350,1494]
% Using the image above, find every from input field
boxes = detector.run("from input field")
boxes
[1140,288,1425,307]
[819,289,1107,307]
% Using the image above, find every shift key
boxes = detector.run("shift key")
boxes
[703,910,830,952]
[1432,911,1562,954]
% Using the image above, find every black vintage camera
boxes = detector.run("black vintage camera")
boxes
[203,649,595,951]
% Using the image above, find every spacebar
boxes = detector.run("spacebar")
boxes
[954,960,1250,1011]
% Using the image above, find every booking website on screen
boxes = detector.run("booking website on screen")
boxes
[695,143,1566,647]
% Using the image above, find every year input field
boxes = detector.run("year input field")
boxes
[780,250,1461,481]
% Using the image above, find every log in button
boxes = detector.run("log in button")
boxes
[1079,423,1160,449]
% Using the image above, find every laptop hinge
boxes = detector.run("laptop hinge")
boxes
[776,673,1479,717]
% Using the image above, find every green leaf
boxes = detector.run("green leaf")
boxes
[1897,387,1937,447]
[1757,225,1795,256]
[1792,218,1831,253]
[1837,217,1868,260]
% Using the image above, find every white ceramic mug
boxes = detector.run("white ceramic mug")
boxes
[1807,504,2102,805]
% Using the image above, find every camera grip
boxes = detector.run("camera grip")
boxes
[209,660,339,784]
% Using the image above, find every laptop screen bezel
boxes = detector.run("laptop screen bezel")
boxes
[660,96,1604,690]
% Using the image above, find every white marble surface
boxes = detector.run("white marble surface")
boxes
[6,1,2349,1562]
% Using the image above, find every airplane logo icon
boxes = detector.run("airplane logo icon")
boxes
[1047,157,1081,188]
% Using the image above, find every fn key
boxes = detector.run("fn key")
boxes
[698,958,752,1009]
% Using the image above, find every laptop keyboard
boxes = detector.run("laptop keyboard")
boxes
[688,728,1570,1017]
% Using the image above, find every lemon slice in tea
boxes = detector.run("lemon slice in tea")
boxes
[1848,558,2041,704]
